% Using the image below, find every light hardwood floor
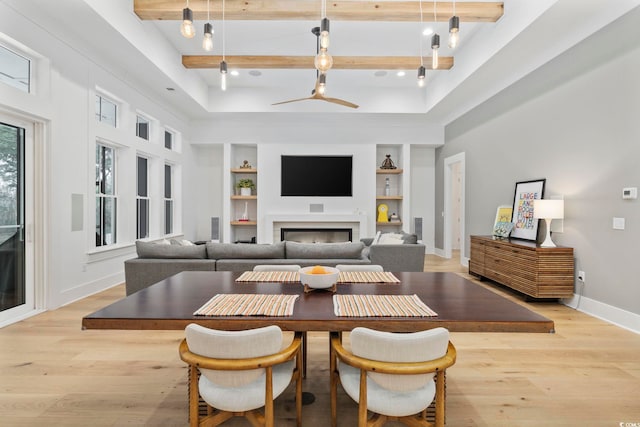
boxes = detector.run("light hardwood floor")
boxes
[1,254,639,426]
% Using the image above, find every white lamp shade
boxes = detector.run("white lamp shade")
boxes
[533,199,564,219]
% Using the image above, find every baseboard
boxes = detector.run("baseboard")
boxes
[51,272,124,309]
[434,248,446,258]
[562,294,640,335]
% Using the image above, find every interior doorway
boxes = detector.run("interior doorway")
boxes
[443,152,465,266]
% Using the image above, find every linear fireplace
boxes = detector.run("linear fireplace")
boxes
[281,228,352,243]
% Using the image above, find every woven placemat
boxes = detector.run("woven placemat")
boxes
[236,271,300,282]
[235,271,400,283]
[194,294,299,317]
[333,294,437,317]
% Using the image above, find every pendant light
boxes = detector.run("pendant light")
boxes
[448,0,460,48]
[318,73,327,95]
[220,0,227,91]
[180,0,195,39]
[431,1,440,70]
[315,0,333,73]
[202,0,214,51]
[417,0,426,87]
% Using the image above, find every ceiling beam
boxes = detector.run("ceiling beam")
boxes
[183,55,454,70]
[134,1,503,23]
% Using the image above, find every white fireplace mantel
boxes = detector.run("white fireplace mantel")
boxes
[264,214,368,243]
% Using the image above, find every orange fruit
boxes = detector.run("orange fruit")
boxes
[310,265,327,274]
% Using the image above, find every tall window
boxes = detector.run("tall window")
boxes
[164,164,173,235]
[0,45,30,93]
[95,144,117,247]
[136,156,149,239]
[95,95,117,127]
[164,130,173,150]
[136,115,149,140]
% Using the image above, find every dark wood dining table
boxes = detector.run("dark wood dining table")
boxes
[82,271,554,333]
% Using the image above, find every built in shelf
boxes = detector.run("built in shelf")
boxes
[376,195,403,200]
[231,221,257,226]
[230,168,257,173]
[231,195,257,200]
[377,221,403,226]
[376,168,403,174]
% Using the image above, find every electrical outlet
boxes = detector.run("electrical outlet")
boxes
[577,271,586,282]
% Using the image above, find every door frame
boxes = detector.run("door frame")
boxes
[443,152,465,265]
[0,110,46,327]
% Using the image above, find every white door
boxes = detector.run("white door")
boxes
[0,114,35,326]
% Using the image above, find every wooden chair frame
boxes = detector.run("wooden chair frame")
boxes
[179,332,303,427]
[330,332,456,427]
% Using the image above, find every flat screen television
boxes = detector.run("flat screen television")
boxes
[281,155,353,197]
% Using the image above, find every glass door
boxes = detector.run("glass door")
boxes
[0,118,32,324]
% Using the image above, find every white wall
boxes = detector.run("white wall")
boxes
[435,37,640,329]
[410,146,436,251]
[0,3,188,309]
[186,118,443,244]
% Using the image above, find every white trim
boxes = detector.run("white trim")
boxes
[443,152,465,265]
[562,295,640,335]
[52,273,124,310]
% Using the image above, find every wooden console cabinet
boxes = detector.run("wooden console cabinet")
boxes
[469,235,574,299]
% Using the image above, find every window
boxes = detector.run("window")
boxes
[136,156,149,239]
[164,130,173,150]
[95,144,117,247]
[95,95,117,127]
[164,164,173,235]
[0,45,30,93]
[136,115,149,140]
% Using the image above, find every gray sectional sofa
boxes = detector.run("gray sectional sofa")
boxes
[124,238,426,295]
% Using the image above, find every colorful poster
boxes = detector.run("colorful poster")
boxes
[510,179,545,241]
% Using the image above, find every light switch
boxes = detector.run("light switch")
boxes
[613,217,625,230]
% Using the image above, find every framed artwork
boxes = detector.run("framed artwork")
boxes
[510,179,546,241]
[492,205,514,238]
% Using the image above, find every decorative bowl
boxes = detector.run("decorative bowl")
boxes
[299,266,340,289]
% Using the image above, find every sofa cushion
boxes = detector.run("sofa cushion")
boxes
[136,240,206,259]
[285,241,365,259]
[375,232,419,245]
[206,242,285,260]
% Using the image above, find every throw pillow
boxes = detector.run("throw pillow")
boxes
[376,233,405,245]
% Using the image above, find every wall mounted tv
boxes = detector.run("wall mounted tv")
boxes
[281,155,353,197]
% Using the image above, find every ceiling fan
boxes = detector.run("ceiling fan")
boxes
[272,74,359,109]
[272,26,359,109]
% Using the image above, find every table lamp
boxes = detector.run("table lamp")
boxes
[533,199,564,247]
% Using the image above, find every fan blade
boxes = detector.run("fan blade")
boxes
[322,97,359,109]
[271,96,313,106]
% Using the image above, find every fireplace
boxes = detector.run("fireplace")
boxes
[281,228,353,243]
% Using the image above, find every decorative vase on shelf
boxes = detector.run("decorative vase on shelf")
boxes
[239,202,249,221]
[240,187,252,196]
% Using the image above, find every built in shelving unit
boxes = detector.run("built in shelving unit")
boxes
[224,144,258,243]
[375,145,410,233]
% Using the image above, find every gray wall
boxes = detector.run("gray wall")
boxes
[435,35,640,315]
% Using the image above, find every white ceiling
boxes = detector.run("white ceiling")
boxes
[4,0,640,123]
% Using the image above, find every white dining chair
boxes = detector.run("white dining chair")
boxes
[335,264,384,272]
[330,327,456,427]
[253,264,302,272]
[180,324,303,427]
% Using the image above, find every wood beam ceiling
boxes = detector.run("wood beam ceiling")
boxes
[134,1,504,23]
[183,55,453,70]
[135,0,501,72]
